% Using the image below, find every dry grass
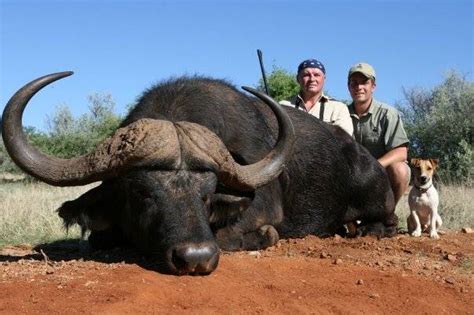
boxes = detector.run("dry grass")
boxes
[396,183,474,231]
[0,181,472,247]
[0,182,99,246]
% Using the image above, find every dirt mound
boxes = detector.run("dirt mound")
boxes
[1,231,473,314]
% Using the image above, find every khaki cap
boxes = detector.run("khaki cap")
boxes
[348,62,376,81]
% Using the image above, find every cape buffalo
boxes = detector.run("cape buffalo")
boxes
[2,72,397,275]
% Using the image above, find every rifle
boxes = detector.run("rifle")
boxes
[256,49,270,95]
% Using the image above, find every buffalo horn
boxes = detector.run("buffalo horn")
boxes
[219,86,295,190]
[1,72,181,186]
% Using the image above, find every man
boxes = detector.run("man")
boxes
[347,62,410,204]
[280,59,353,135]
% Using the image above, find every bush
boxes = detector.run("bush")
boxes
[256,65,300,102]
[44,93,122,158]
[397,71,473,184]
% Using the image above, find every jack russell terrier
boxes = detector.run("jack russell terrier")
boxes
[407,158,442,239]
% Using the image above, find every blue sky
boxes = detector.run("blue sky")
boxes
[1,0,473,131]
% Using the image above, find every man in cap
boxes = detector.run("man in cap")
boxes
[280,59,353,135]
[347,62,410,205]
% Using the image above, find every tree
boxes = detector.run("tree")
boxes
[45,92,122,158]
[256,66,299,102]
[397,71,473,184]
[47,104,75,136]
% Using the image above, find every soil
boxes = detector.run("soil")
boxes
[1,231,473,314]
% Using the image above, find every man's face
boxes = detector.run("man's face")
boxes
[348,73,376,104]
[297,67,325,96]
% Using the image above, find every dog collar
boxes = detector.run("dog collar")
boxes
[414,183,432,193]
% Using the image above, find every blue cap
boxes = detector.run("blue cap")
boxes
[297,59,326,75]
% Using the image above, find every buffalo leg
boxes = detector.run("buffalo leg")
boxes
[216,224,279,251]
[215,185,283,251]
[242,225,279,250]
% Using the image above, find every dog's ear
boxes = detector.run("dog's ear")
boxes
[410,158,420,167]
[430,159,439,169]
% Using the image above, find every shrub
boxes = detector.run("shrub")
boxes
[398,71,473,184]
[256,65,300,102]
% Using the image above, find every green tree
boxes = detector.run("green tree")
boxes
[0,126,49,173]
[256,66,299,101]
[47,104,75,136]
[45,92,122,158]
[397,71,473,184]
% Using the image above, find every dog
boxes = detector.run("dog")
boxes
[407,158,442,239]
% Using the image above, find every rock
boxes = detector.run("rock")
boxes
[248,251,261,258]
[461,227,473,234]
[356,279,364,285]
[333,258,343,265]
[369,293,380,299]
[445,254,457,262]
[45,268,55,275]
[444,277,455,284]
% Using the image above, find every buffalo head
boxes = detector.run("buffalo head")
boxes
[2,72,295,275]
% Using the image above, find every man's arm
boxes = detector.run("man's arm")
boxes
[377,145,408,168]
[332,102,354,136]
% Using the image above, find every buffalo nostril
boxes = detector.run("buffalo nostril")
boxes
[171,243,219,275]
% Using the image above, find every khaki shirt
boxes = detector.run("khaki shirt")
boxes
[280,94,354,136]
[348,99,409,159]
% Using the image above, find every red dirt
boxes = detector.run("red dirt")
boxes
[1,231,473,314]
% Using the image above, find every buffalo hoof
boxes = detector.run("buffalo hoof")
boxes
[356,222,397,238]
[242,225,279,250]
[345,222,358,238]
[215,227,244,251]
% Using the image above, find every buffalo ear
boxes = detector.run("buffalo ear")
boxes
[58,199,112,235]
[209,193,252,227]
[57,182,116,233]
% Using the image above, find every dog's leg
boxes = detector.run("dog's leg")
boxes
[429,210,442,239]
[436,214,443,228]
[408,210,422,237]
